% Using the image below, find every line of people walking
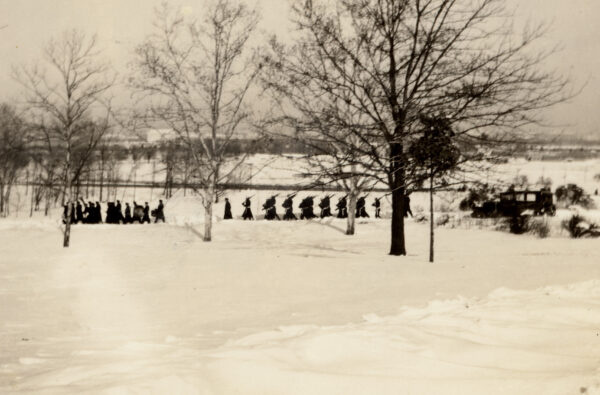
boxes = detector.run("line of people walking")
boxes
[63,199,165,224]
[223,194,412,220]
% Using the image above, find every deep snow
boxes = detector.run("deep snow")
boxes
[1,155,600,393]
[1,217,600,394]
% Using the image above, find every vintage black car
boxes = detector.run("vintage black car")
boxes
[471,189,556,218]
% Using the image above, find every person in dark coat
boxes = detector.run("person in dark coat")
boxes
[116,200,124,223]
[124,202,132,224]
[299,196,316,219]
[142,202,151,223]
[95,202,103,223]
[262,195,280,220]
[336,196,348,218]
[356,196,370,218]
[282,194,297,220]
[154,199,165,223]
[85,201,94,223]
[319,195,331,218]
[242,197,253,220]
[223,198,233,219]
[372,198,381,218]
[403,195,413,218]
[106,202,115,224]
[76,201,83,223]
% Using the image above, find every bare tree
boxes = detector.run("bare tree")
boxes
[131,0,261,241]
[263,0,570,256]
[14,30,114,247]
[0,104,30,216]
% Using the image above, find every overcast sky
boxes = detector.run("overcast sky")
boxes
[1,0,599,140]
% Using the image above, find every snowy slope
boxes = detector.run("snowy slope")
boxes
[1,219,599,394]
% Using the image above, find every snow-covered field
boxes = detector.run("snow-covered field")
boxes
[1,156,600,394]
[1,215,600,394]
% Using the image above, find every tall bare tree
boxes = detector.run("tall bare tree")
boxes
[263,0,570,256]
[131,0,261,241]
[14,30,114,247]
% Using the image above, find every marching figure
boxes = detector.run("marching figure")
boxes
[282,194,297,220]
[356,196,370,218]
[95,202,103,223]
[242,197,254,220]
[336,195,348,218]
[372,197,381,218]
[299,196,317,219]
[132,201,144,223]
[76,200,83,223]
[124,202,132,224]
[154,199,166,223]
[319,195,332,218]
[224,198,233,219]
[142,202,151,223]
[262,195,280,220]
[403,195,413,218]
[116,200,124,223]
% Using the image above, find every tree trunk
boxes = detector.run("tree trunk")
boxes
[5,182,13,216]
[63,154,72,248]
[0,183,5,216]
[389,139,407,256]
[214,164,220,203]
[346,187,357,236]
[390,188,406,255]
[99,163,104,201]
[30,184,34,217]
[203,191,213,242]
[429,174,434,263]
[44,187,50,216]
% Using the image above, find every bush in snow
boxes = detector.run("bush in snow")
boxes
[528,218,550,239]
[555,184,595,209]
[459,184,493,211]
[436,213,450,226]
[413,213,428,223]
[562,215,600,238]
[507,215,530,235]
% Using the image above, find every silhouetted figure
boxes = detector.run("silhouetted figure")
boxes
[372,198,381,218]
[356,196,370,218]
[132,202,144,223]
[116,200,124,223]
[336,196,348,218]
[76,201,83,223]
[124,203,132,224]
[153,199,165,223]
[299,196,316,219]
[319,195,331,218]
[105,202,116,224]
[62,204,69,224]
[403,195,413,218]
[596,189,599,196]
[83,201,94,224]
[223,198,233,220]
[242,197,253,220]
[95,202,102,223]
[143,202,151,223]
[282,194,297,220]
[263,195,280,220]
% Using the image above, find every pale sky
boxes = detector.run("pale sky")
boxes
[1,0,599,140]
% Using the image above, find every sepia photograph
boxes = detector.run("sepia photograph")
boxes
[1,0,599,393]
